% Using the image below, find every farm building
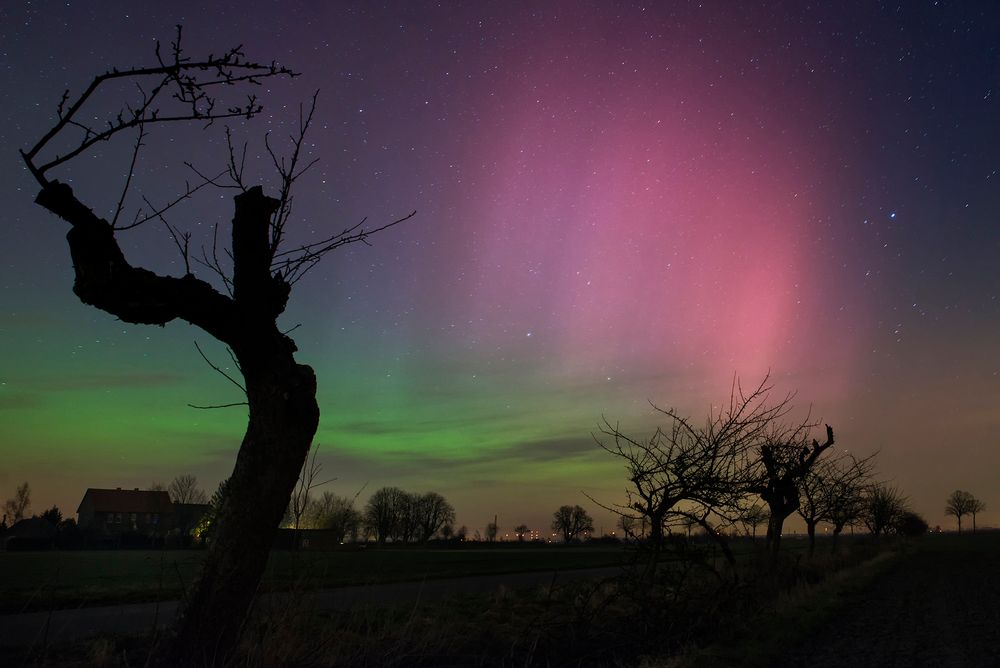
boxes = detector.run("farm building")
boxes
[77,487,176,535]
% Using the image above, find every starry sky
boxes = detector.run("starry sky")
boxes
[1,1,998,534]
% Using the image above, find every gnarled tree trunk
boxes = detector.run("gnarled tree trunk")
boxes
[36,182,320,665]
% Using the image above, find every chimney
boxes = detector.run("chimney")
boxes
[116,487,122,490]
[134,488,139,491]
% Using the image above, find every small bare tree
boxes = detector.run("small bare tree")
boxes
[968,495,986,533]
[3,482,31,524]
[862,483,908,537]
[747,421,835,558]
[514,523,530,542]
[551,505,594,543]
[797,452,876,556]
[287,443,335,539]
[18,30,411,664]
[168,474,208,504]
[305,491,362,541]
[741,504,769,541]
[945,490,976,533]
[485,520,499,542]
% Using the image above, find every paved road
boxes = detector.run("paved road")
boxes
[0,566,619,650]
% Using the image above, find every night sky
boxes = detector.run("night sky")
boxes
[2,1,998,534]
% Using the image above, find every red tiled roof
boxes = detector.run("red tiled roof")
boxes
[77,488,173,514]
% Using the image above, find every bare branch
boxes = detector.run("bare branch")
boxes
[187,402,249,410]
[193,340,246,395]
[274,210,418,285]
[111,124,146,227]
[117,168,230,231]
[20,26,296,186]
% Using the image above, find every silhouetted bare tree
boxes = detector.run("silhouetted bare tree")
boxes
[748,421,835,558]
[305,491,362,541]
[741,504,769,541]
[168,474,208,505]
[3,482,31,524]
[413,492,456,542]
[395,492,423,543]
[945,490,977,533]
[19,29,411,664]
[822,459,874,551]
[967,495,986,533]
[862,483,908,537]
[552,505,594,543]
[514,523,530,542]
[286,443,335,539]
[797,452,875,556]
[485,520,499,542]
[364,487,408,544]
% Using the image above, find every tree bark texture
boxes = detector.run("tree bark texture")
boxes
[35,182,319,666]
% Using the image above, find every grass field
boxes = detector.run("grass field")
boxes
[0,544,629,613]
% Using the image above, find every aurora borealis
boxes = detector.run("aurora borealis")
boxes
[1,1,998,533]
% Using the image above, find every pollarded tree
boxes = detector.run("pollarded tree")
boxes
[19,31,411,665]
[551,504,594,543]
[945,490,976,533]
[747,421,835,558]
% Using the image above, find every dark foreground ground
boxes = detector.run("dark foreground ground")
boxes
[3,535,997,666]
[777,532,1000,668]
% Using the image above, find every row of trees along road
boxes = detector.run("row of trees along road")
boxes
[18,31,414,665]
[593,374,939,579]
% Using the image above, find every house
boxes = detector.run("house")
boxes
[3,516,57,550]
[77,487,173,535]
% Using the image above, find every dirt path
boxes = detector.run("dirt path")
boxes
[778,535,1000,668]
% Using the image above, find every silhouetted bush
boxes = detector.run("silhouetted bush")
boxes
[895,511,929,537]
